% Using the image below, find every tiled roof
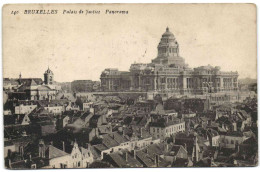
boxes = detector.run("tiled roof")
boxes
[93,144,108,152]
[136,150,154,167]
[45,145,68,159]
[102,134,120,148]
[109,151,142,167]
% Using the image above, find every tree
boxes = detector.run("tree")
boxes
[75,97,83,110]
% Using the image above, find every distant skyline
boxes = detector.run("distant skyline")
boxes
[3,4,257,82]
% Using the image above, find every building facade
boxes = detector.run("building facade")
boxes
[5,68,59,100]
[100,27,239,95]
[71,80,101,92]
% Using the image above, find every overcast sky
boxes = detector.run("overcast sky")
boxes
[3,4,257,82]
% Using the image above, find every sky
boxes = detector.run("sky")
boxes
[3,4,257,82]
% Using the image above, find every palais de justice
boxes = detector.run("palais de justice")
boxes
[100,27,239,95]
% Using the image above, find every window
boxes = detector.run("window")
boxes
[31,164,36,169]
[180,153,183,158]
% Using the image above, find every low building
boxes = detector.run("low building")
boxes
[71,80,100,92]
[219,132,248,149]
[149,116,185,140]
[83,102,94,113]
[44,105,63,115]
[15,104,37,115]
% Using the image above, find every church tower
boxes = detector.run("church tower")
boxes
[152,27,186,68]
[19,72,22,84]
[44,67,54,85]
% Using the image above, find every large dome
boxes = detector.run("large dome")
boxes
[162,27,175,38]
[152,27,185,68]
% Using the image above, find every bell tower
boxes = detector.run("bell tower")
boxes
[44,67,54,85]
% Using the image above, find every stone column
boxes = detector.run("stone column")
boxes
[220,77,224,91]
[108,79,111,91]
[183,77,187,89]
[154,77,157,91]
[165,77,168,90]
[130,75,134,91]
[138,75,142,91]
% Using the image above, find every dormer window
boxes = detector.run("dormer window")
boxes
[31,164,36,169]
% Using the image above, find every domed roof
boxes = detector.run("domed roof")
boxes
[158,27,178,48]
[44,67,53,74]
[162,27,175,38]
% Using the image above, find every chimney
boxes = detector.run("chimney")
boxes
[38,139,45,158]
[140,128,143,138]
[8,159,12,168]
[29,154,32,161]
[172,136,175,144]
[184,143,187,151]
[233,122,237,131]
[62,141,65,152]
[146,149,149,154]
[20,146,24,158]
[210,156,214,167]
[125,152,128,162]
[193,136,199,162]
[133,150,136,159]
[235,143,240,153]
[123,129,125,137]
[87,143,92,150]
[165,144,169,151]
[154,154,159,167]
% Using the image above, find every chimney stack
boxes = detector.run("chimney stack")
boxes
[62,141,65,152]
[124,152,128,162]
[172,135,175,144]
[38,139,45,158]
[154,154,159,167]
[184,143,187,151]
[146,149,149,154]
[8,159,12,168]
[166,144,169,151]
[133,150,136,159]
[19,146,24,158]
[123,129,125,137]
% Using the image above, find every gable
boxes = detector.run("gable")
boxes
[36,85,52,91]
[21,114,31,125]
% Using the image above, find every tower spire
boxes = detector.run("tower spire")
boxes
[19,72,22,84]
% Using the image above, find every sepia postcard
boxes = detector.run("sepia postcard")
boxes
[2,3,258,169]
